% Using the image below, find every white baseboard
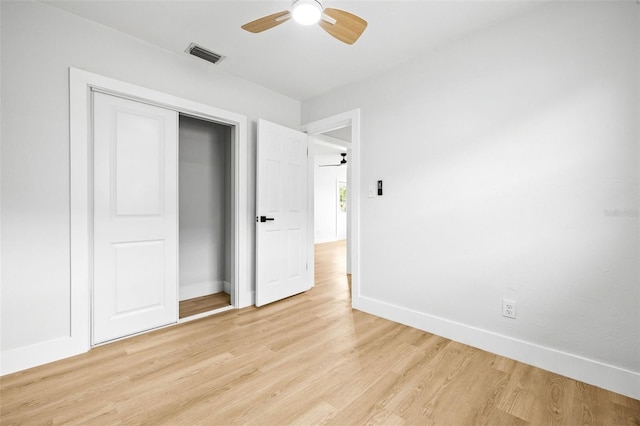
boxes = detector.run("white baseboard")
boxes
[1,336,88,376]
[179,280,224,301]
[3,280,236,376]
[357,295,640,400]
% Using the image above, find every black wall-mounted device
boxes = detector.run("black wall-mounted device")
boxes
[377,180,383,196]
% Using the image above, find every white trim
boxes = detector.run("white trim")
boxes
[0,67,249,375]
[307,139,316,285]
[178,305,234,324]
[0,336,89,375]
[302,109,361,308]
[359,296,640,400]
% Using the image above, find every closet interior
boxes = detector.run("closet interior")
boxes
[178,115,233,318]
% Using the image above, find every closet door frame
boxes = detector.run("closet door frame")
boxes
[70,68,249,352]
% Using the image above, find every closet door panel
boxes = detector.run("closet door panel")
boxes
[93,92,178,345]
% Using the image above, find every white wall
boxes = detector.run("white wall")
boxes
[1,1,299,356]
[314,152,347,243]
[303,2,639,398]
[179,116,230,300]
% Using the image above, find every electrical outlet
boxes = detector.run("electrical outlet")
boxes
[502,299,516,319]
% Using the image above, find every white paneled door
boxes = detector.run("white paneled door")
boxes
[93,92,178,344]
[256,119,310,306]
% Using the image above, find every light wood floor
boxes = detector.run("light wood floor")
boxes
[1,240,638,424]
[179,292,231,319]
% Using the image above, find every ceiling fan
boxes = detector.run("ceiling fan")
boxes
[319,152,347,167]
[241,0,368,45]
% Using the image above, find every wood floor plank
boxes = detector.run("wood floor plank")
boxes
[1,240,639,425]
[179,292,230,318]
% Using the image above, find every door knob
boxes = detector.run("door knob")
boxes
[258,216,275,223]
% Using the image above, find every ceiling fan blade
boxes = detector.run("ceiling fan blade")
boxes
[241,11,291,33]
[319,152,347,167]
[318,8,367,45]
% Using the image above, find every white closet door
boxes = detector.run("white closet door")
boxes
[255,119,310,306]
[93,92,178,345]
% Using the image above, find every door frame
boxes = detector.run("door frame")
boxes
[302,110,361,308]
[70,68,249,351]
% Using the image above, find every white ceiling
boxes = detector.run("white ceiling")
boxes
[44,0,540,101]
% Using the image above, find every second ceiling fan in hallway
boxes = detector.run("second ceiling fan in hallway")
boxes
[319,152,347,167]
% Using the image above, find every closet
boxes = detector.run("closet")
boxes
[91,92,233,345]
[178,115,232,318]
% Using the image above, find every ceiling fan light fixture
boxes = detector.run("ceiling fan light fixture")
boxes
[291,0,323,25]
[240,0,367,44]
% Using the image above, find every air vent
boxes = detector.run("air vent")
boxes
[186,43,225,65]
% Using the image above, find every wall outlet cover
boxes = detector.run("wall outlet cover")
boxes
[502,299,517,319]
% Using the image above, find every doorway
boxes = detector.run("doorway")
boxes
[313,130,351,281]
[254,113,361,308]
[302,110,360,308]
[178,115,233,319]
[314,140,348,244]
